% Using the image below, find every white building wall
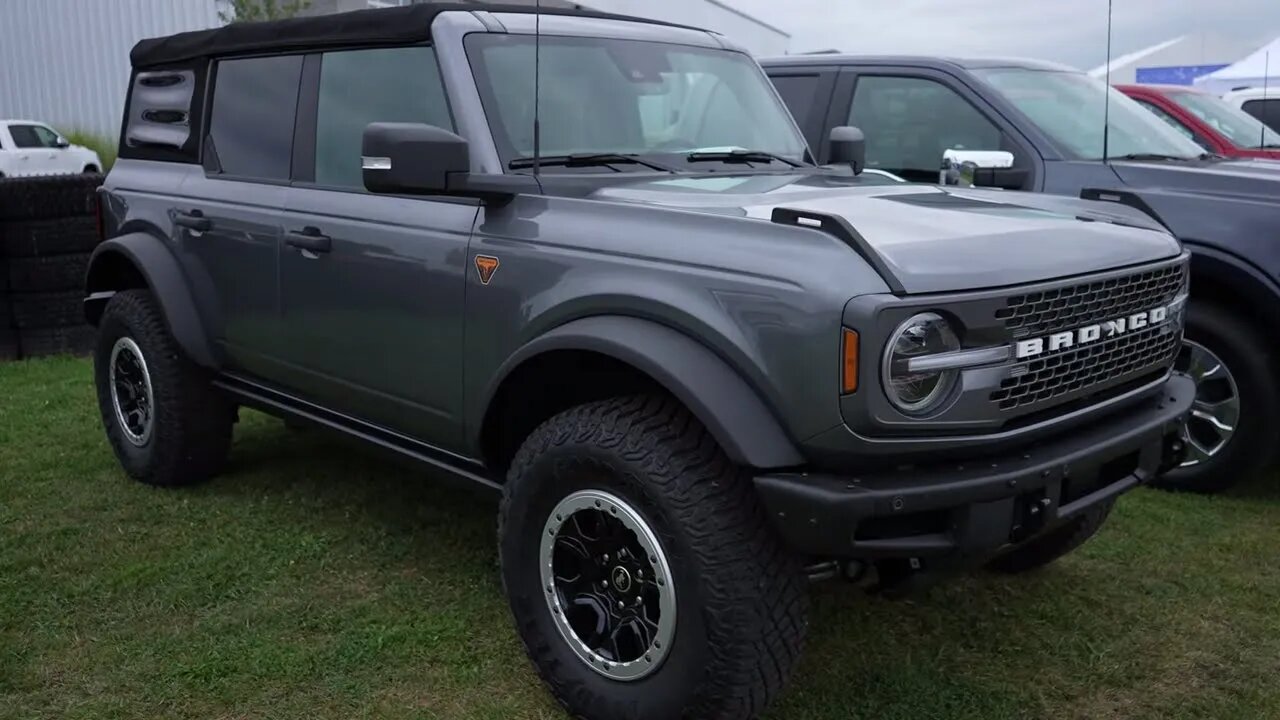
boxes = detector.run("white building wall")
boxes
[0,0,223,138]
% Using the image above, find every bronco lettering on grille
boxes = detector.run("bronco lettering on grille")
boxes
[1014,305,1171,360]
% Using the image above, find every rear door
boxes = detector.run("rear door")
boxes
[178,53,301,380]
[277,45,477,449]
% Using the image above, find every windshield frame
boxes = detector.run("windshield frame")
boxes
[1166,89,1280,150]
[463,31,813,174]
[973,67,1208,162]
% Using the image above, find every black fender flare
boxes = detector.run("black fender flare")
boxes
[478,316,805,469]
[1183,241,1280,325]
[84,232,218,368]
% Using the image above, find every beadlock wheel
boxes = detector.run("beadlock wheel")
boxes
[539,489,677,682]
[109,336,155,447]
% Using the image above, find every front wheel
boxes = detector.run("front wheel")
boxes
[1154,302,1278,493]
[499,395,808,720]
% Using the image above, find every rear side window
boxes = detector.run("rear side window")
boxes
[8,125,44,148]
[314,46,451,189]
[208,55,303,181]
[1242,99,1280,133]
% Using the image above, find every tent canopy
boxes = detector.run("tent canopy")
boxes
[1194,36,1280,95]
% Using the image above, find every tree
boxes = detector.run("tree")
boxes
[219,0,313,23]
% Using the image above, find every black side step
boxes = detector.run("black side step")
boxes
[771,207,906,294]
[214,374,501,495]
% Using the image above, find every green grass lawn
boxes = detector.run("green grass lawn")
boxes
[3,356,1279,720]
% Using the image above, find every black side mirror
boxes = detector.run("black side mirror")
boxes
[829,126,866,175]
[362,122,469,195]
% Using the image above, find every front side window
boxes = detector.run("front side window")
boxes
[209,55,303,180]
[1169,91,1280,150]
[1131,98,1210,149]
[31,125,62,147]
[975,68,1204,161]
[314,46,453,189]
[466,34,807,168]
[849,75,1004,182]
[8,125,44,148]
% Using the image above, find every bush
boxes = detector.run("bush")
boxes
[60,129,118,173]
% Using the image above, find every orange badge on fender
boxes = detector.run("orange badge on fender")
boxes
[475,255,500,285]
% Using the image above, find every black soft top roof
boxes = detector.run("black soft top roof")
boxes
[131,2,685,68]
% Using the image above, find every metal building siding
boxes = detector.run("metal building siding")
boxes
[0,0,222,138]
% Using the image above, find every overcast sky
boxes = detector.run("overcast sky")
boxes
[724,0,1280,69]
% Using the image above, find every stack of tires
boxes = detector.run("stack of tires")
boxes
[0,174,103,360]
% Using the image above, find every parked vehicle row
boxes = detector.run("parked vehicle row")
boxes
[762,55,1280,494]
[77,5,1280,720]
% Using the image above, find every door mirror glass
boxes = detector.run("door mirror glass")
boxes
[362,122,469,195]
[940,149,1015,187]
[829,125,866,174]
[53,137,70,148]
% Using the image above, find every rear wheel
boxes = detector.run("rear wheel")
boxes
[499,395,808,720]
[94,289,234,486]
[1154,302,1278,493]
[986,500,1113,574]
[83,165,100,174]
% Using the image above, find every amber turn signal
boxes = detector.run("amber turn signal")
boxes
[841,328,859,394]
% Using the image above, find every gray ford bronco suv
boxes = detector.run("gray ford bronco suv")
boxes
[87,5,1193,718]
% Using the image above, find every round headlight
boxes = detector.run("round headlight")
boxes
[882,312,961,415]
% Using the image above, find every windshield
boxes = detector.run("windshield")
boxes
[974,68,1206,160]
[465,34,808,169]
[1169,91,1280,149]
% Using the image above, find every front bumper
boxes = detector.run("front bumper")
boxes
[755,374,1194,562]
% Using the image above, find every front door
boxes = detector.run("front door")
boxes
[276,45,475,449]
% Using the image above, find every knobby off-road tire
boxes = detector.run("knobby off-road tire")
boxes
[94,289,233,487]
[1153,302,1278,494]
[986,499,1114,574]
[499,395,809,720]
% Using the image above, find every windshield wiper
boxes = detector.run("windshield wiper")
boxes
[508,153,676,172]
[685,149,805,168]
[1109,153,1194,162]
[1257,144,1280,150]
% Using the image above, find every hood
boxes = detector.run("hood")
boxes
[1111,157,1280,200]
[589,173,1182,294]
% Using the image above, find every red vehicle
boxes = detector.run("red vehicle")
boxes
[1118,84,1280,159]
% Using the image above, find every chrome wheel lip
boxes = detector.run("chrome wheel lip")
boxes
[539,489,676,682]
[1176,339,1240,468]
[109,336,154,447]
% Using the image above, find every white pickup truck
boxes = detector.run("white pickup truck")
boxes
[0,120,102,178]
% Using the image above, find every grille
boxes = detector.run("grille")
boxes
[996,263,1186,338]
[991,324,1180,411]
